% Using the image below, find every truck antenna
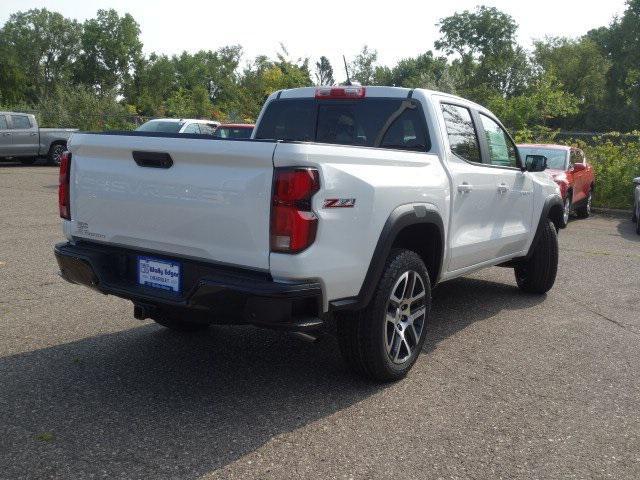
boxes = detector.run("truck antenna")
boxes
[343,55,352,86]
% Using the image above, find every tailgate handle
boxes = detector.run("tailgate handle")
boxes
[132,151,173,169]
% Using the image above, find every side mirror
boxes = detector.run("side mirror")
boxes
[572,163,586,172]
[525,154,548,172]
[633,177,640,186]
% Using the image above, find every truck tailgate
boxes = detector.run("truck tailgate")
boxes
[67,133,276,270]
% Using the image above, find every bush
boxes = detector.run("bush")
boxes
[579,137,640,209]
[2,83,139,131]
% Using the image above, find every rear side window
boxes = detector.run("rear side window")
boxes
[255,98,430,152]
[441,104,481,163]
[10,115,31,129]
[256,99,316,142]
[182,123,201,134]
[199,124,216,135]
[136,121,184,133]
[0,116,7,129]
[214,127,253,139]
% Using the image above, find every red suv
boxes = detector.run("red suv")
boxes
[518,144,595,228]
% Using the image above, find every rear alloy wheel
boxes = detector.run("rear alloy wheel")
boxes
[47,144,66,166]
[337,249,431,382]
[576,191,592,218]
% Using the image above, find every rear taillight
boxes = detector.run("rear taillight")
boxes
[271,168,320,253]
[59,151,71,219]
[315,86,366,99]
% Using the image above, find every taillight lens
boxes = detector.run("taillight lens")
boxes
[315,86,366,99]
[271,168,320,253]
[59,151,71,219]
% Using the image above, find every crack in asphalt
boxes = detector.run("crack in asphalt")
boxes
[562,292,639,337]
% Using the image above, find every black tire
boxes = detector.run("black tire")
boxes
[514,220,559,294]
[636,212,640,235]
[559,194,571,228]
[20,157,37,165]
[575,190,592,218]
[153,311,211,332]
[47,143,66,166]
[337,249,431,382]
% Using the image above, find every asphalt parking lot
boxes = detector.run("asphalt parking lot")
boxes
[1,163,639,479]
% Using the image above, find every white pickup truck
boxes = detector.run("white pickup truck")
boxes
[55,86,563,381]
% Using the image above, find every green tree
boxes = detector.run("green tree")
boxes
[488,72,579,130]
[0,8,80,102]
[75,9,142,94]
[435,6,530,102]
[349,46,378,84]
[587,0,640,130]
[375,51,456,93]
[237,46,311,119]
[533,37,610,129]
[315,56,334,86]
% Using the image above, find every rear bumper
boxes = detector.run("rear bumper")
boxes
[54,241,323,330]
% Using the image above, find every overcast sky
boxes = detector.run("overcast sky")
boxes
[0,0,627,81]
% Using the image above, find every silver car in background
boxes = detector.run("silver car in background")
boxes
[135,118,221,135]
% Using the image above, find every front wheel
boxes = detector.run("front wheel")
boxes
[514,220,559,294]
[337,249,431,382]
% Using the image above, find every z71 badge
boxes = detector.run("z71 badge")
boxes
[323,198,356,208]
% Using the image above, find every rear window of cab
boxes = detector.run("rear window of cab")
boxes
[255,98,430,152]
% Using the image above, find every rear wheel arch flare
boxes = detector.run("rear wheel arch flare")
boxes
[330,204,444,311]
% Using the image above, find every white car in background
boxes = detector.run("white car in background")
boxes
[136,118,220,135]
[633,177,640,234]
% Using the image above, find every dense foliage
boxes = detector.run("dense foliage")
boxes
[0,4,638,207]
[2,2,640,132]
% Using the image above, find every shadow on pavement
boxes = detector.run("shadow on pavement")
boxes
[0,160,53,168]
[615,216,639,242]
[0,276,544,478]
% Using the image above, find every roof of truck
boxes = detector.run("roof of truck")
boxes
[274,86,486,111]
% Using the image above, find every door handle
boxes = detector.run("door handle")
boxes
[497,183,510,194]
[1,133,10,137]
[457,182,473,194]
[29,132,37,136]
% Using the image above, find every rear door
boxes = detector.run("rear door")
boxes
[8,114,38,156]
[439,102,507,271]
[69,134,277,270]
